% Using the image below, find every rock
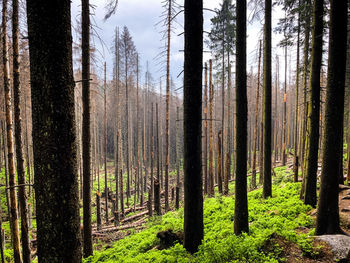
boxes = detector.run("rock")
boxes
[316,234,350,262]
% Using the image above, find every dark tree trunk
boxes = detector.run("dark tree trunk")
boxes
[12,0,31,261]
[208,59,214,197]
[82,0,93,257]
[234,0,249,235]
[303,0,324,208]
[183,0,203,254]
[316,0,348,235]
[263,0,272,199]
[26,0,82,261]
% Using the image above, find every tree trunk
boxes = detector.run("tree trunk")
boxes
[12,0,31,261]
[204,63,208,194]
[293,9,301,183]
[316,0,347,234]
[252,40,262,189]
[234,0,249,235]
[26,0,82,260]
[2,0,22,261]
[208,59,214,197]
[82,0,93,256]
[217,131,223,193]
[183,0,203,253]
[303,0,324,208]
[263,0,272,199]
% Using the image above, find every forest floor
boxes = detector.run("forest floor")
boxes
[83,158,343,263]
[1,156,348,262]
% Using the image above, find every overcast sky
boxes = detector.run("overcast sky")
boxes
[71,0,286,90]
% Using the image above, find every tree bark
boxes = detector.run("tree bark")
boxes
[26,0,82,260]
[234,0,249,235]
[12,0,31,261]
[316,0,347,235]
[82,0,93,256]
[263,0,272,199]
[2,0,22,261]
[183,0,203,253]
[303,0,324,208]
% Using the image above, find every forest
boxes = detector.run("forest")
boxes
[0,0,349,262]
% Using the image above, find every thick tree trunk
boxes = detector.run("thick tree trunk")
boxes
[26,0,82,261]
[234,0,249,235]
[12,0,31,261]
[303,0,324,208]
[183,0,203,253]
[263,0,272,199]
[316,0,347,234]
[2,0,22,262]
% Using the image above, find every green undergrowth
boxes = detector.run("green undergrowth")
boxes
[85,180,316,263]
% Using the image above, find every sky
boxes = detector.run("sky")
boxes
[71,0,286,91]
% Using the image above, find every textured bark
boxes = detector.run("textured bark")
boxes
[303,0,324,208]
[183,0,203,253]
[234,0,249,235]
[316,0,347,235]
[82,0,93,257]
[26,0,82,261]
[263,0,272,199]
[12,0,31,261]
[3,0,22,261]
[175,107,180,209]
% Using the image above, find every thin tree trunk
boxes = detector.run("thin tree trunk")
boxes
[293,9,301,183]
[104,62,109,223]
[12,0,31,261]
[2,0,22,261]
[208,59,214,197]
[204,63,208,194]
[251,40,262,189]
[263,0,272,199]
[82,0,93,256]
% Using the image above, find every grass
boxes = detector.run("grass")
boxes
[84,167,317,263]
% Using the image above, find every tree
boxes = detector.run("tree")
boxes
[119,26,137,205]
[82,0,93,257]
[208,0,235,191]
[302,0,324,208]
[12,0,31,261]
[234,0,248,235]
[263,0,272,199]
[26,0,82,260]
[316,0,348,235]
[2,0,22,261]
[183,0,203,253]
